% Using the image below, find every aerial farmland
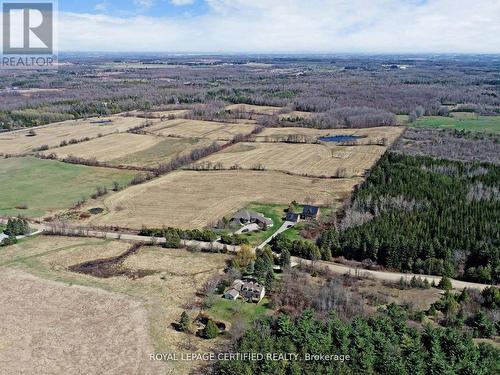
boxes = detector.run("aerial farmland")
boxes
[1,52,499,375]
[0,115,150,155]
[92,169,362,229]
[1,106,395,225]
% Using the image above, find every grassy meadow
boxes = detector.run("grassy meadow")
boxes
[0,157,138,217]
[411,113,500,134]
[208,297,271,327]
[235,203,288,246]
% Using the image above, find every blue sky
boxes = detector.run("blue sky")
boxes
[59,0,209,17]
[52,0,500,53]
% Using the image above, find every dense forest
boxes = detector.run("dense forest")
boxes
[1,55,500,130]
[318,153,500,284]
[215,304,499,375]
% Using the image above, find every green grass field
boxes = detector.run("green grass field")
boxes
[208,297,271,326]
[396,114,410,125]
[111,137,198,167]
[411,113,500,134]
[236,203,329,245]
[0,157,138,217]
[280,222,307,241]
[237,203,287,246]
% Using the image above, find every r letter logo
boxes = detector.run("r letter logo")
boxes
[3,2,53,54]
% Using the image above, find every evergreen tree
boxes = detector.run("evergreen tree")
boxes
[279,249,291,269]
[163,228,181,248]
[1,234,18,247]
[320,153,499,284]
[254,247,274,288]
[179,311,191,333]
[438,276,452,290]
[215,304,500,375]
[481,286,500,309]
[4,218,30,236]
[202,320,219,339]
[472,311,496,338]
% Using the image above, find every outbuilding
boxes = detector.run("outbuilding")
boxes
[224,289,240,300]
[285,212,301,223]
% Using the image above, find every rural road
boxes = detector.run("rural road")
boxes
[1,218,492,291]
[0,229,44,242]
[292,257,491,291]
[0,218,234,252]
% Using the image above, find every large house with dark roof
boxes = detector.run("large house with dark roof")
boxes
[301,205,320,220]
[232,210,273,228]
[285,205,320,223]
[224,279,266,303]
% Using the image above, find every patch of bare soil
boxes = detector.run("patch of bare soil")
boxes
[68,243,157,279]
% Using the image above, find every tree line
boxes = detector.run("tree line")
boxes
[317,153,499,284]
[138,226,218,244]
[215,304,499,375]
[3,56,500,131]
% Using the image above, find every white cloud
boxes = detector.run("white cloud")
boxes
[58,0,500,53]
[94,2,108,12]
[134,0,154,9]
[171,0,195,5]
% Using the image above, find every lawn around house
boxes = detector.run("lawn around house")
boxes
[236,203,288,246]
[280,222,307,242]
[411,113,500,134]
[277,204,332,243]
[235,203,329,245]
[208,297,271,327]
[0,157,138,218]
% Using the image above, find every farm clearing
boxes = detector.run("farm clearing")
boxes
[93,170,362,229]
[411,112,500,134]
[0,267,165,375]
[0,235,231,375]
[43,133,163,162]
[225,103,285,116]
[0,115,153,155]
[131,109,191,118]
[145,118,257,140]
[42,133,207,168]
[254,126,405,144]
[0,157,138,218]
[197,142,387,177]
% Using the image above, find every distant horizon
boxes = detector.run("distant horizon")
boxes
[48,1,500,54]
[57,51,500,57]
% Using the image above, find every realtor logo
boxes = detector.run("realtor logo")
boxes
[1,1,57,69]
[3,2,53,54]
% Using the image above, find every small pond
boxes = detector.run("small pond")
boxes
[89,207,104,215]
[318,135,362,143]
